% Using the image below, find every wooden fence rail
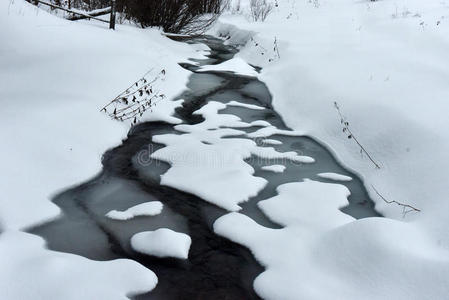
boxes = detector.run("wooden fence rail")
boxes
[29,0,115,28]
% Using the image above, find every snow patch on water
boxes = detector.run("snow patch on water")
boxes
[198,57,258,76]
[261,165,286,173]
[106,201,163,221]
[247,126,304,138]
[262,139,282,145]
[227,100,265,110]
[151,100,314,211]
[317,172,352,182]
[251,120,271,127]
[131,228,191,259]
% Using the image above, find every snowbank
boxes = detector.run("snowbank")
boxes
[0,0,205,231]
[0,0,207,298]
[209,0,449,298]
[214,180,449,300]
[106,201,163,220]
[131,228,192,259]
[0,231,158,300]
[212,0,449,259]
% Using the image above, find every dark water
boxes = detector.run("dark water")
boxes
[30,35,380,300]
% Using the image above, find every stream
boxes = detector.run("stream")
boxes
[30,35,380,300]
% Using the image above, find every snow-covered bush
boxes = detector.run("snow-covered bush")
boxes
[223,0,243,14]
[250,0,273,21]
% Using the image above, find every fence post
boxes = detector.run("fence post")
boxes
[109,0,116,30]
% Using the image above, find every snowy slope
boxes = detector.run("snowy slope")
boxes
[215,180,449,300]
[218,0,449,227]
[208,0,449,299]
[0,0,205,231]
[0,0,207,298]
[213,0,449,255]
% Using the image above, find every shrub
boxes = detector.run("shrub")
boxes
[117,0,223,34]
[250,0,273,22]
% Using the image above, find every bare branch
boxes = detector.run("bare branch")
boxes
[334,101,381,169]
[371,185,421,217]
[100,69,166,124]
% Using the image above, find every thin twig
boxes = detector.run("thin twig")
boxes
[100,68,155,111]
[274,37,280,59]
[101,69,166,124]
[334,101,381,169]
[371,185,421,217]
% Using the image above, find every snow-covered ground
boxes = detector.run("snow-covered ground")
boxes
[215,0,449,226]
[3,0,449,298]
[0,0,207,298]
[215,180,449,300]
[206,0,449,298]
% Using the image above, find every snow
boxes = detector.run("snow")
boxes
[106,201,163,221]
[227,100,265,110]
[4,0,449,298]
[317,172,352,182]
[151,100,313,211]
[251,120,271,127]
[214,180,449,300]
[0,0,204,231]
[144,98,185,125]
[131,228,191,259]
[261,165,286,173]
[262,139,282,145]
[214,0,449,228]
[209,1,449,298]
[177,100,252,131]
[0,231,158,300]
[251,145,314,164]
[152,130,268,211]
[0,0,208,298]
[246,126,304,138]
[198,57,258,76]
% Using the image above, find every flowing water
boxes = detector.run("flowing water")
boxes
[30,36,380,300]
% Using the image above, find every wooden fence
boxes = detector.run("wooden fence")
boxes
[30,0,116,29]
